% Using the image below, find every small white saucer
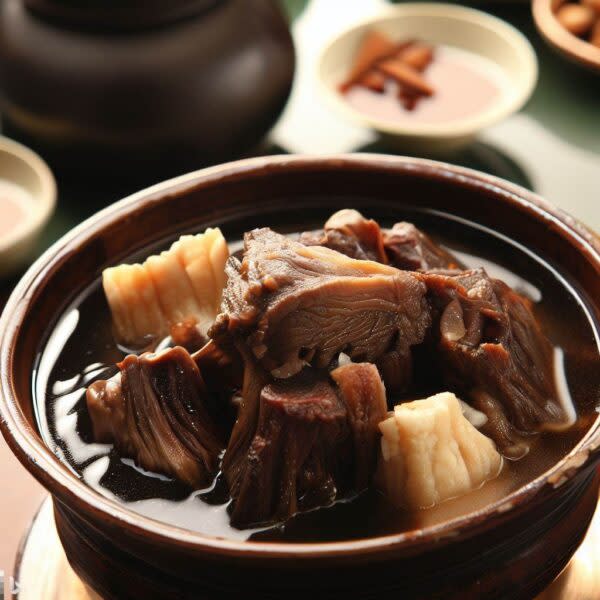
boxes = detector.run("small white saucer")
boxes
[0,136,56,277]
[317,3,538,152]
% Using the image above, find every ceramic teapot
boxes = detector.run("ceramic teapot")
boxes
[0,0,295,180]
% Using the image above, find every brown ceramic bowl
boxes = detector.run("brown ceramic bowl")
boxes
[1,155,600,599]
[533,0,600,72]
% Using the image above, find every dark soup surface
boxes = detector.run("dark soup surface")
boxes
[33,209,600,542]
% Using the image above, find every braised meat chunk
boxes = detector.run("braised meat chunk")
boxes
[220,346,270,491]
[470,389,530,461]
[226,372,348,528]
[86,346,223,487]
[210,228,431,379]
[423,268,567,456]
[383,222,463,271]
[170,317,208,353]
[375,348,414,395]
[226,362,389,528]
[300,209,387,263]
[192,339,244,395]
[331,362,388,491]
[300,211,461,273]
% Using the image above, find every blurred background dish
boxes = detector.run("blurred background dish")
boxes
[317,4,538,152]
[0,136,55,277]
[0,0,295,183]
[533,0,600,71]
[22,0,221,30]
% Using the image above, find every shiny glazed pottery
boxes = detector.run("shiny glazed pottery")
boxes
[0,0,295,180]
[1,155,599,599]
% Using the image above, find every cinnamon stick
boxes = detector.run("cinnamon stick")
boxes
[339,30,397,92]
[358,70,386,93]
[396,44,434,72]
[377,58,434,97]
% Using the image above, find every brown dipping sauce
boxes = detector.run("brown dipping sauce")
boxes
[344,46,509,125]
[33,210,600,542]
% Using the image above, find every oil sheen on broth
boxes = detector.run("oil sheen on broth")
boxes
[33,212,600,542]
[345,46,511,125]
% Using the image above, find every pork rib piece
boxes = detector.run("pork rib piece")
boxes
[226,362,389,529]
[423,268,568,457]
[210,228,431,380]
[331,362,388,491]
[300,210,462,272]
[300,209,388,263]
[86,346,223,487]
[227,371,347,528]
[383,222,463,271]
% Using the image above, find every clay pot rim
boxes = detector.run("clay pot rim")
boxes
[1,154,599,559]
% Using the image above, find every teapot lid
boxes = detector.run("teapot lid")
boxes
[24,0,221,31]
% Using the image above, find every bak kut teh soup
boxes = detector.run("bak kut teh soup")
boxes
[34,208,600,542]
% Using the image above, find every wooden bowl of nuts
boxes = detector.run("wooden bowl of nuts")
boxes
[533,0,600,71]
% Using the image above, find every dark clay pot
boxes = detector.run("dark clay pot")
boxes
[0,0,295,180]
[1,155,599,599]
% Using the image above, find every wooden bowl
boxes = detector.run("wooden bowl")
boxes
[1,155,600,599]
[533,0,600,71]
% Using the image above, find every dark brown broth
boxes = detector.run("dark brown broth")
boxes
[33,212,600,542]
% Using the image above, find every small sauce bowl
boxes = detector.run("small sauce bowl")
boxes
[0,136,55,277]
[317,3,538,152]
[533,0,600,71]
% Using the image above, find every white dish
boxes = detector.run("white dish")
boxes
[317,3,538,152]
[0,136,56,277]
